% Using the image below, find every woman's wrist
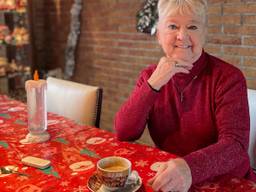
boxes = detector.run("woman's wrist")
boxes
[147,81,161,92]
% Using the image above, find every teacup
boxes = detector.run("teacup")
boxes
[97,156,131,191]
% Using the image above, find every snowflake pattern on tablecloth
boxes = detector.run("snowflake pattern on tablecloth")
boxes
[40,143,51,148]
[147,172,155,177]
[114,148,136,156]
[110,142,119,147]
[16,176,29,182]
[66,155,78,162]
[5,185,13,190]
[42,147,57,157]
[76,134,90,142]
[60,181,70,187]
[7,154,15,160]
[73,185,87,192]
[146,148,154,152]
[135,160,149,168]
[159,151,169,156]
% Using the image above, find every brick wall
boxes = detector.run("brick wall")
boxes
[206,0,256,89]
[28,0,46,73]
[41,0,256,132]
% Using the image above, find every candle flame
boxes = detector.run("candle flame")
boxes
[33,70,39,81]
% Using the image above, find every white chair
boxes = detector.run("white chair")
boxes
[248,89,256,170]
[46,77,103,128]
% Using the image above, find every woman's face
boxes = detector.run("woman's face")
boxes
[157,12,206,64]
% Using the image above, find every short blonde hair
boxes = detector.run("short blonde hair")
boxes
[158,0,208,22]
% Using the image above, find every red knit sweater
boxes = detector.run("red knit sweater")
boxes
[114,51,256,184]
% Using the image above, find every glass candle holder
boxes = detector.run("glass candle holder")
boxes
[25,79,47,135]
[21,71,50,144]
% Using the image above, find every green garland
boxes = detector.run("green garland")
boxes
[136,0,158,35]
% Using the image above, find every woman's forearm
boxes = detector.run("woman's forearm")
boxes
[184,138,249,184]
[114,82,158,141]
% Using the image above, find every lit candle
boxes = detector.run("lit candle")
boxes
[22,70,49,143]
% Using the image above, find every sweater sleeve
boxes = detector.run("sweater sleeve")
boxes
[114,68,159,141]
[183,70,250,184]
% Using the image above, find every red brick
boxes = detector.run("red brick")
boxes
[222,15,241,25]
[247,79,256,89]
[242,68,256,78]
[244,58,256,67]
[208,25,222,34]
[243,15,256,25]
[224,25,256,35]
[208,5,222,15]
[243,36,256,46]
[221,55,241,66]
[223,46,256,56]
[208,15,241,25]
[224,4,256,14]
[208,15,222,25]
[207,35,241,45]
[204,44,222,54]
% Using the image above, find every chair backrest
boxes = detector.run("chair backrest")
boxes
[46,77,102,128]
[248,89,256,169]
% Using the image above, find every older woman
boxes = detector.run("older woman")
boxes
[115,0,256,191]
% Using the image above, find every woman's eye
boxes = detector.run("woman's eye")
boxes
[168,24,178,30]
[188,25,198,30]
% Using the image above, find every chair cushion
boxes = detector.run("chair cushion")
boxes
[47,77,98,126]
[248,89,256,169]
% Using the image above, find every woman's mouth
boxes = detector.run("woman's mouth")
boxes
[175,45,191,49]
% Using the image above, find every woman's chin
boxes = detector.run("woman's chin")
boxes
[172,55,194,63]
[171,53,201,64]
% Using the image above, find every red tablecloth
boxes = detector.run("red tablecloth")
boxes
[0,95,256,192]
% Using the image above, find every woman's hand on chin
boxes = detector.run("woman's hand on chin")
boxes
[147,57,193,91]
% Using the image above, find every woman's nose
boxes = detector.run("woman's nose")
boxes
[176,29,188,41]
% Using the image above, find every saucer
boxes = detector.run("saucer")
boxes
[87,172,142,192]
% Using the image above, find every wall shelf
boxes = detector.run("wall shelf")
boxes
[0,0,31,100]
